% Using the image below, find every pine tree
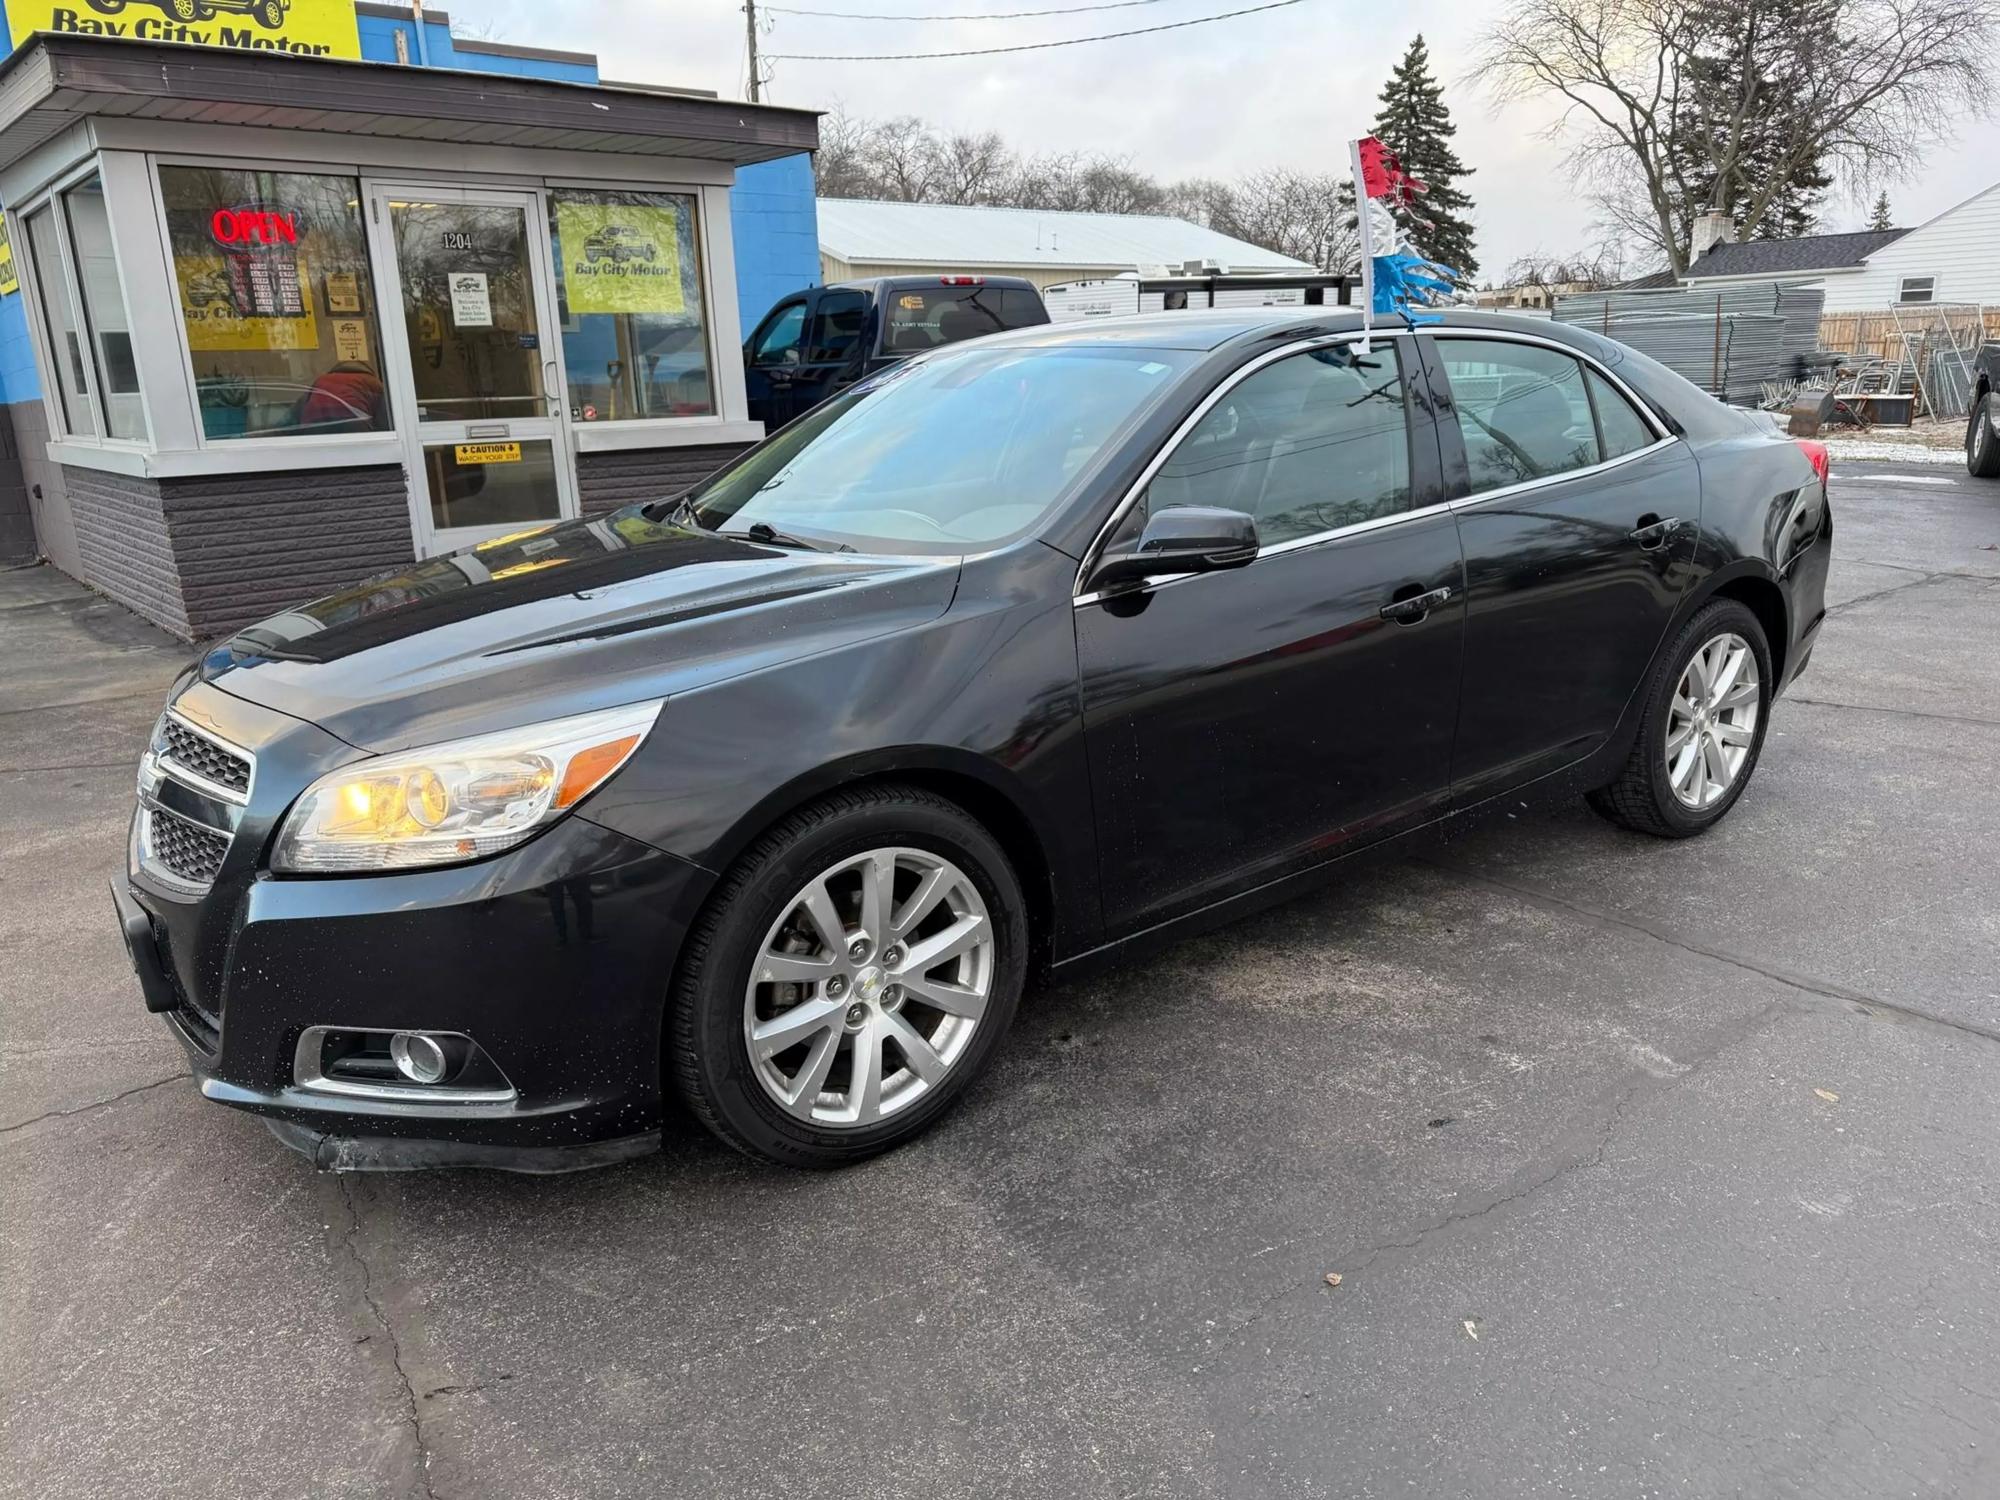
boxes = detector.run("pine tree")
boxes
[1868,192,1894,231]
[1369,34,1478,282]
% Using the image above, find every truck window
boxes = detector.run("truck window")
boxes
[808,292,867,364]
[881,285,1046,355]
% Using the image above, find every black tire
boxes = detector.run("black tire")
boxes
[670,784,1027,1168]
[86,0,124,13]
[1969,393,2000,479]
[256,0,284,27]
[1587,598,1773,838]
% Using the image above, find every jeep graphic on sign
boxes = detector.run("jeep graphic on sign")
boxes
[84,0,290,30]
[582,226,658,266]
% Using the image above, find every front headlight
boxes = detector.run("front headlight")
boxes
[271,700,664,874]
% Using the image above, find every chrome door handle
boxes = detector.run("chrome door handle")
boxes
[1380,584,1454,623]
[1631,516,1681,550]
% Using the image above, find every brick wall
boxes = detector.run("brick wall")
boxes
[160,465,413,638]
[574,444,748,519]
[65,466,188,637]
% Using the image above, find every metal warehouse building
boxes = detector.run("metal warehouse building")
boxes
[0,1,822,639]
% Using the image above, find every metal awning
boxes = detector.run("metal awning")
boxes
[0,35,819,172]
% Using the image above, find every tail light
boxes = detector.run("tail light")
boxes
[938,276,986,286]
[1795,439,1830,487]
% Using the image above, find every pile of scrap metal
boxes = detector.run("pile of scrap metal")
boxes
[1552,281,1826,408]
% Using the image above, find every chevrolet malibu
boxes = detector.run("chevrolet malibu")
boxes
[116,309,1832,1171]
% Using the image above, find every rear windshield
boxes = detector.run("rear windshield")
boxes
[880,285,1046,355]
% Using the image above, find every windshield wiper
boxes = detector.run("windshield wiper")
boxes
[742,521,824,551]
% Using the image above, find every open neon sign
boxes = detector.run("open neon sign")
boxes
[210,205,299,249]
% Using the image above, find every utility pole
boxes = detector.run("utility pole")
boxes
[744,0,761,102]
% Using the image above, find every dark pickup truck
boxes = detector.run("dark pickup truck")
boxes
[743,275,1049,428]
[1970,343,1999,480]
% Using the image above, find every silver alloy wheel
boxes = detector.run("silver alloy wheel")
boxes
[1666,630,1761,809]
[743,846,993,1128]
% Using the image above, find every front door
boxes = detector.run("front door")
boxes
[1077,337,1464,936]
[368,184,576,555]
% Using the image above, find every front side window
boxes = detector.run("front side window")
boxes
[1142,342,1414,547]
[1437,339,1600,494]
[550,189,712,421]
[160,166,390,442]
[24,206,94,437]
[684,344,1195,553]
[750,301,807,366]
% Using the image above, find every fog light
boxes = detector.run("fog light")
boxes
[390,1031,449,1085]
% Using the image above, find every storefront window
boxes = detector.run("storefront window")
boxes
[548,189,712,422]
[159,167,391,442]
[25,206,96,437]
[62,177,145,441]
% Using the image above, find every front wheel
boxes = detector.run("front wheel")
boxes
[670,785,1027,1167]
[1969,393,2000,479]
[255,0,285,26]
[1587,598,1773,837]
[167,0,199,18]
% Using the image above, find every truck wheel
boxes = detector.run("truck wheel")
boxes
[1970,393,2000,479]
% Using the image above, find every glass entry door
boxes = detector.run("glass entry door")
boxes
[366,184,576,555]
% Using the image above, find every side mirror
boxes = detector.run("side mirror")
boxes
[1089,506,1259,593]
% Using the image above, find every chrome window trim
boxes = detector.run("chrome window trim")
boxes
[1443,434,1680,515]
[157,708,256,806]
[292,1026,519,1106]
[1423,326,1674,445]
[1072,329,1417,604]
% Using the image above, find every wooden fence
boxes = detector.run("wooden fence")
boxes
[1818,307,2000,363]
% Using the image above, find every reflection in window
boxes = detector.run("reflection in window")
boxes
[159,166,390,441]
[1437,339,1600,494]
[1586,368,1655,460]
[549,189,712,421]
[1145,343,1413,546]
[63,177,145,441]
[25,207,95,437]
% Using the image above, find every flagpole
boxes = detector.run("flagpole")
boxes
[1348,137,1374,353]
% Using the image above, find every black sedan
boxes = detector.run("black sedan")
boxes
[116,310,1832,1170]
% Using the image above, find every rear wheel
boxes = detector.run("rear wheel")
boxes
[1587,598,1772,838]
[1969,392,2000,479]
[670,785,1027,1167]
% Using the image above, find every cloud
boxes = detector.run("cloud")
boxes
[467,0,2000,277]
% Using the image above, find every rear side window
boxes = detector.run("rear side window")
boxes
[808,291,866,364]
[1436,338,1600,493]
[881,285,1043,354]
[1141,341,1414,547]
[1586,367,1655,459]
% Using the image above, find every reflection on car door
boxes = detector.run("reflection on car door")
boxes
[1076,338,1465,934]
[1421,334,1701,804]
[743,296,810,427]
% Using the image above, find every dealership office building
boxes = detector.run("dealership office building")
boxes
[0,1,820,638]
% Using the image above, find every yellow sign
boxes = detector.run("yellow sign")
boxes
[332,317,369,363]
[176,253,320,352]
[324,271,361,314]
[455,442,522,466]
[0,214,15,298]
[8,0,362,58]
[557,201,684,318]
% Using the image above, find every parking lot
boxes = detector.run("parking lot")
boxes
[2,461,1996,1499]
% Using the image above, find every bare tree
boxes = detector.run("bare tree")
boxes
[1504,245,1631,293]
[869,116,943,203]
[813,107,881,200]
[926,131,1013,205]
[1230,170,1359,273]
[1476,0,2000,273]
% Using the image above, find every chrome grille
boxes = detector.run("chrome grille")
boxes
[146,807,230,886]
[160,717,252,797]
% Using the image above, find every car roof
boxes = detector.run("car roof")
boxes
[958,306,1595,353]
[827,274,1043,293]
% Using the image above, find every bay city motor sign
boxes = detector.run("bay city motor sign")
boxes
[8,1,363,57]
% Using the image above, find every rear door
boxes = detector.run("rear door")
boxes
[1077,335,1465,933]
[1421,332,1701,804]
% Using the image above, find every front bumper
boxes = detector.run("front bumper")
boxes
[120,811,713,1171]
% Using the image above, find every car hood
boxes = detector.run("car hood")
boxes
[198,508,961,754]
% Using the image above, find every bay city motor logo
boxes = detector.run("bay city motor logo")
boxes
[22,0,358,56]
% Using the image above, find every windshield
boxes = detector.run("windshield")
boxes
[683,344,1194,553]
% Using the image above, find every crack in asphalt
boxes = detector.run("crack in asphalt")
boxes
[0,1071,187,1136]
[332,1177,440,1500]
[1432,862,2000,1049]
[1823,568,1994,617]
[0,759,139,775]
[1783,696,2000,730]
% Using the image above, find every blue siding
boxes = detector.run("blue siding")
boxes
[0,293,36,406]
[730,154,821,333]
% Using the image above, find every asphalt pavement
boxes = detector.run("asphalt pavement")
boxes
[3,462,1997,1499]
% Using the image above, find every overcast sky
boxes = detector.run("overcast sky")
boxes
[458,0,2000,279]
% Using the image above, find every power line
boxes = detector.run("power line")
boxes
[765,0,1176,20]
[766,0,1308,58]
